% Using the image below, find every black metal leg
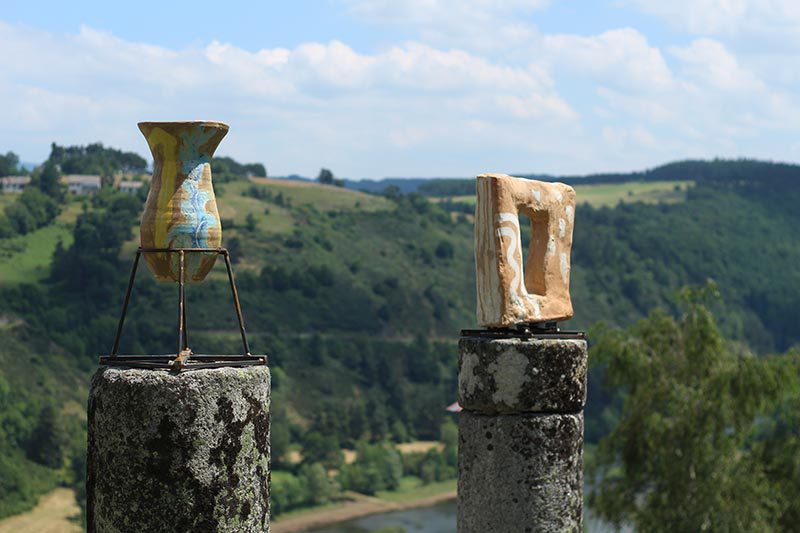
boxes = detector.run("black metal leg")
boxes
[101,247,265,371]
[222,250,251,356]
[110,251,141,358]
[177,250,186,354]
[182,280,189,350]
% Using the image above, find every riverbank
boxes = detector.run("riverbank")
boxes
[272,479,456,533]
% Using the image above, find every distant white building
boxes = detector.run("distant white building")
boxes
[118,180,144,194]
[0,176,31,193]
[61,175,101,195]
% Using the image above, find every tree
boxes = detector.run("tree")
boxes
[27,404,66,468]
[226,236,243,264]
[434,240,454,260]
[34,161,64,200]
[317,168,334,185]
[589,283,800,531]
[440,418,458,468]
[317,168,344,187]
[245,213,258,232]
[0,151,20,177]
[4,188,60,235]
[270,471,309,516]
[301,431,343,469]
[338,441,402,494]
[299,463,338,505]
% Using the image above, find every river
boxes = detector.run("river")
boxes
[307,501,619,533]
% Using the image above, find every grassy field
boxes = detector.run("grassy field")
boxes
[218,178,392,236]
[433,180,692,207]
[247,178,392,212]
[0,196,84,285]
[376,477,456,503]
[575,180,691,207]
[0,224,73,284]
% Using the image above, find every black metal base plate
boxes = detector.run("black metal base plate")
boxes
[461,323,586,341]
[99,354,267,371]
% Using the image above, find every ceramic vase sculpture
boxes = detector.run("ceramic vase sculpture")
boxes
[138,121,228,282]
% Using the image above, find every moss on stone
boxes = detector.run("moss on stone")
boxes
[87,366,271,533]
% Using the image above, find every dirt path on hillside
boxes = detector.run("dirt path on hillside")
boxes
[271,490,456,533]
[0,488,80,533]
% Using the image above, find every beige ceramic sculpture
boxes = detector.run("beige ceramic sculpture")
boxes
[475,173,577,327]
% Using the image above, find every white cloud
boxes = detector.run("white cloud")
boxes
[670,38,763,92]
[627,0,800,38]
[3,3,800,178]
[0,21,578,177]
[543,29,673,90]
[342,0,549,51]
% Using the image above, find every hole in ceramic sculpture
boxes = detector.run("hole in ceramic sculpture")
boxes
[519,209,548,296]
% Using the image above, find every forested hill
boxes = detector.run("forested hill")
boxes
[411,158,800,196]
[0,149,799,518]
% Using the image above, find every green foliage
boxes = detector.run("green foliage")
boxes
[270,471,309,516]
[27,404,66,468]
[402,448,454,484]
[440,418,458,468]
[418,158,800,196]
[589,285,800,531]
[300,462,339,506]
[339,442,403,495]
[3,152,800,520]
[4,188,60,235]
[570,183,800,352]
[212,156,267,182]
[301,431,343,469]
[434,239,454,260]
[0,454,34,517]
[317,168,344,187]
[245,212,258,232]
[33,161,65,200]
[48,142,147,175]
[270,463,338,516]
[0,152,22,177]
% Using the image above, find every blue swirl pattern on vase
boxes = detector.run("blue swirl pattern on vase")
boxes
[167,128,218,248]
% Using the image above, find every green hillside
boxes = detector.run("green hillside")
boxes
[1,152,800,518]
[433,180,691,208]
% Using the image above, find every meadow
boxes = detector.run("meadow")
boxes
[431,180,691,207]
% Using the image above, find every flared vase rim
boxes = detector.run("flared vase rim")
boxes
[138,120,230,131]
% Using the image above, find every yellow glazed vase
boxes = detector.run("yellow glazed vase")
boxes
[138,121,228,282]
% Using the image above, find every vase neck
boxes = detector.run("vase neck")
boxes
[139,121,228,163]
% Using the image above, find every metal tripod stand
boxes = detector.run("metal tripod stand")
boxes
[99,247,266,371]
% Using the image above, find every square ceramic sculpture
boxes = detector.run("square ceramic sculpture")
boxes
[475,173,576,327]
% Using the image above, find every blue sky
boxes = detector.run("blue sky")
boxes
[2,1,800,178]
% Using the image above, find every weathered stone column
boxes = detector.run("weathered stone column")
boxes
[87,366,271,533]
[457,335,587,533]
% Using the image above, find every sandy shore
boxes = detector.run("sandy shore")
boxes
[271,490,457,533]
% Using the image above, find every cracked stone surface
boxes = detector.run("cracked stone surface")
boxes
[87,366,271,533]
[458,336,587,414]
[458,411,583,533]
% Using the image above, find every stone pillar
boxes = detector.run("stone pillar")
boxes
[457,335,587,533]
[87,366,271,533]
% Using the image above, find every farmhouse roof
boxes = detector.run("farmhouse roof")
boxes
[0,176,31,185]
